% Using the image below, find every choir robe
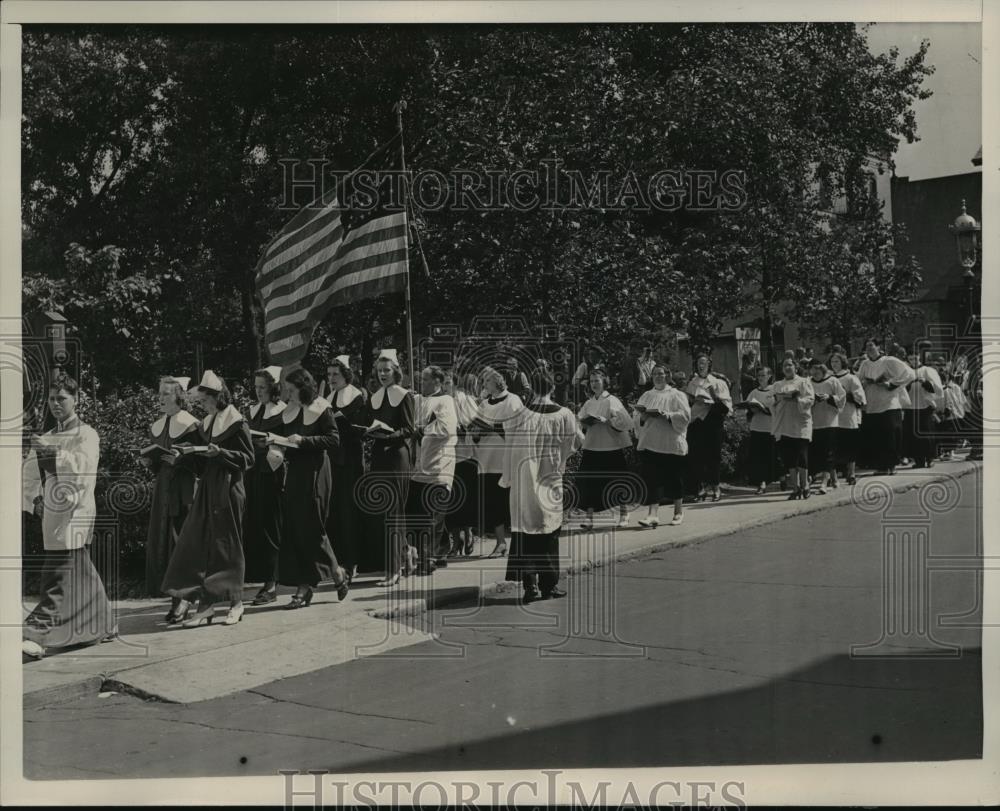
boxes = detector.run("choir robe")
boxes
[857,354,915,471]
[809,374,846,475]
[244,400,287,583]
[576,390,633,512]
[326,384,369,574]
[276,397,341,587]
[833,371,866,468]
[745,386,777,486]
[145,409,200,596]
[364,385,415,575]
[162,405,254,603]
[24,415,115,651]
[474,391,524,529]
[685,373,732,489]
[501,401,582,591]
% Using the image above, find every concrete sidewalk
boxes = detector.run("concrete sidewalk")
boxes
[22,458,980,707]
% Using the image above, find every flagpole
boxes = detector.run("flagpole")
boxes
[395,99,416,389]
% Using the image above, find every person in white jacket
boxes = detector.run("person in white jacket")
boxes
[857,338,916,475]
[807,361,846,494]
[904,350,944,468]
[409,366,458,574]
[634,365,692,527]
[23,377,115,659]
[771,358,816,500]
[829,352,866,485]
[576,368,634,529]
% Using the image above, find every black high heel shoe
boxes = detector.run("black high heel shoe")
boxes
[334,567,350,602]
[285,588,313,609]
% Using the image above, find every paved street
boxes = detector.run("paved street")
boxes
[24,472,982,780]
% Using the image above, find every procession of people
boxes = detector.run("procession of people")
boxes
[21,337,983,658]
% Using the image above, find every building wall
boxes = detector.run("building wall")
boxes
[890,170,982,346]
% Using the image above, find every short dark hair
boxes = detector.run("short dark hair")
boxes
[530,366,556,398]
[327,359,354,386]
[693,353,712,371]
[253,368,282,402]
[827,352,849,372]
[424,365,446,385]
[285,367,318,405]
[51,375,79,398]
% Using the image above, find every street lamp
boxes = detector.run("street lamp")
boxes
[948,199,981,329]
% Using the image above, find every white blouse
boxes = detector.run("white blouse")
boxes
[745,386,776,434]
[685,374,733,422]
[810,375,846,430]
[577,391,632,451]
[833,372,866,429]
[634,386,691,456]
[857,355,916,414]
[771,376,815,441]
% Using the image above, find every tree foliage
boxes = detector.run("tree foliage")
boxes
[21,22,932,389]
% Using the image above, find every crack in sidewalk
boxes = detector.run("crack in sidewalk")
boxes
[246,689,436,726]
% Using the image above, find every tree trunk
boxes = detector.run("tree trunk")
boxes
[760,251,775,369]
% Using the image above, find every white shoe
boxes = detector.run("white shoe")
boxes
[638,517,659,528]
[223,603,244,626]
[22,639,44,660]
[816,486,828,495]
[669,514,684,526]
[617,515,629,528]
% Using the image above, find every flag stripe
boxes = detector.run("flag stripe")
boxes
[265,256,407,344]
[259,208,344,285]
[265,246,408,336]
[261,217,406,311]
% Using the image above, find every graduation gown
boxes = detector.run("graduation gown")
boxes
[326,384,369,573]
[161,405,254,603]
[145,410,199,596]
[244,400,287,583]
[277,397,341,587]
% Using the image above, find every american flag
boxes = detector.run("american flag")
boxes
[255,137,409,366]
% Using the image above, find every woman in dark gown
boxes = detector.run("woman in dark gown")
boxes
[274,367,349,608]
[365,350,416,587]
[244,366,286,605]
[324,356,369,583]
[162,371,254,627]
[142,375,200,623]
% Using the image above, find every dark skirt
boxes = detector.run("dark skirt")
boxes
[279,451,338,587]
[747,430,777,485]
[327,451,364,573]
[447,458,481,527]
[24,546,115,650]
[777,436,809,469]
[362,440,412,574]
[505,529,561,592]
[834,427,860,467]
[145,464,194,596]
[577,448,630,511]
[809,427,837,475]
[162,466,246,603]
[862,409,903,471]
[640,449,686,504]
[688,413,724,487]
[479,472,511,530]
[244,462,284,583]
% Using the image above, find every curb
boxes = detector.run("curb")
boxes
[23,675,104,711]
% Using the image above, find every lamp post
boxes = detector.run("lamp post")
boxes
[948,199,981,332]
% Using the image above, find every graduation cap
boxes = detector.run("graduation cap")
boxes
[171,376,191,391]
[336,355,351,369]
[197,370,224,392]
[263,365,282,384]
[378,348,399,365]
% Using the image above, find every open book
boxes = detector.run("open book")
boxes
[139,443,176,459]
[351,419,395,437]
[176,445,213,455]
